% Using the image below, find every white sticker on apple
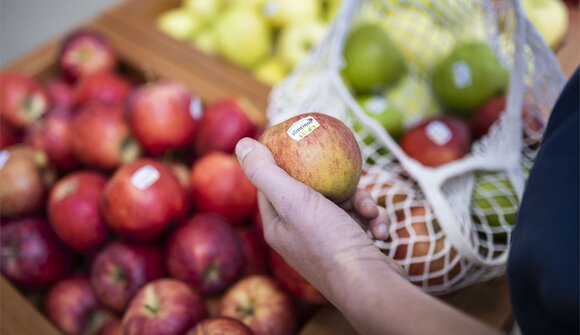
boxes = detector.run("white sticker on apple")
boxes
[426,120,452,146]
[131,165,160,190]
[0,150,9,170]
[287,116,320,141]
[452,61,472,89]
[189,96,203,120]
[366,97,389,115]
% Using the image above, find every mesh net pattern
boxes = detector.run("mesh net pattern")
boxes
[268,0,565,294]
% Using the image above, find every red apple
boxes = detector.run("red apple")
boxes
[45,79,74,110]
[194,98,256,155]
[0,145,54,218]
[75,71,132,107]
[1,217,71,288]
[166,214,246,296]
[0,71,49,129]
[238,227,268,276]
[25,108,78,171]
[401,116,471,167]
[58,30,117,83]
[91,241,166,312]
[190,152,257,225]
[128,81,199,156]
[122,278,207,335]
[0,122,19,150]
[48,171,109,252]
[101,159,187,242]
[219,275,296,335]
[186,317,254,335]
[98,316,123,335]
[268,249,327,304]
[71,102,140,170]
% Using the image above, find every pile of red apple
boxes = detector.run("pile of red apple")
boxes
[0,30,327,335]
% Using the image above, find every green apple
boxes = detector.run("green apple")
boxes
[432,41,509,118]
[471,172,518,227]
[323,0,342,22]
[214,6,272,68]
[381,8,456,73]
[386,74,441,127]
[156,8,204,40]
[277,20,327,69]
[191,27,217,55]
[182,0,223,23]
[262,0,321,28]
[223,0,265,9]
[522,0,569,50]
[342,23,407,94]
[253,58,288,85]
[357,95,405,140]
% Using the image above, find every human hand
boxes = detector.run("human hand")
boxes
[235,137,401,303]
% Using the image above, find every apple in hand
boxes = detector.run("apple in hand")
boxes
[1,217,71,288]
[25,108,78,171]
[401,116,471,167]
[268,249,327,304]
[75,71,132,107]
[91,241,166,312]
[0,71,49,129]
[219,275,296,335]
[260,112,362,203]
[71,103,141,170]
[166,214,246,296]
[238,227,268,276]
[194,98,256,155]
[190,152,257,225]
[123,278,207,335]
[0,145,54,218]
[45,79,74,110]
[186,317,254,335]
[128,81,198,156]
[58,30,117,83]
[101,159,187,242]
[48,171,109,252]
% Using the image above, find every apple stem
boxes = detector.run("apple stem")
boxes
[235,305,255,317]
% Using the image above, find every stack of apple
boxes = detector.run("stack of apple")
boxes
[156,0,341,86]
[1,30,327,335]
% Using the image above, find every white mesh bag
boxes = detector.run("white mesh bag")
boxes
[267,0,566,294]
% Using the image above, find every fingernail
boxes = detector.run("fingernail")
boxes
[362,198,375,207]
[235,138,255,162]
[376,223,388,236]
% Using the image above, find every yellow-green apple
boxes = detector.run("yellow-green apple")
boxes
[25,108,78,171]
[252,58,288,86]
[0,71,49,129]
[342,23,406,93]
[268,249,327,304]
[71,103,140,170]
[401,116,471,167]
[128,81,198,156]
[214,6,272,68]
[58,30,117,83]
[194,98,256,155]
[432,41,508,118]
[260,112,362,203]
[191,28,218,55]
[323,0,342,22]
[1,217,71,288]
[186,317,254,335]
[385,74,441,127]
[470,172,518,228]
[357,95,405,140]
[166,214,246,296]
[0,145,54,218]
[91,242,166,312]
[522,0,569,49]
[190,152,257,225]
[238,227,269,276]
[156,8,204,40]
[276,20,326,70]
[48,171,109,252]
[101,159,187,242]
[122,279,207,335]
[219,275,296,335]
[182,0,223,24]
[74,71,132,107]
[262,0,321,27]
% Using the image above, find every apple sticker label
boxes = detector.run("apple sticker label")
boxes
[426,121,452,146]
[452,61,472,89]
[0,150,9,169]
[366,97,389,115]
[287,116,320,141]
[189,96,203,120]
[131,165,160,190]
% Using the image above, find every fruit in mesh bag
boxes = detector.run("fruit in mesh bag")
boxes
[470,172,519,228]
[342,23,407,93]
[357,94,405,140]
[432,41,509,118]
[385,74,442,127]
